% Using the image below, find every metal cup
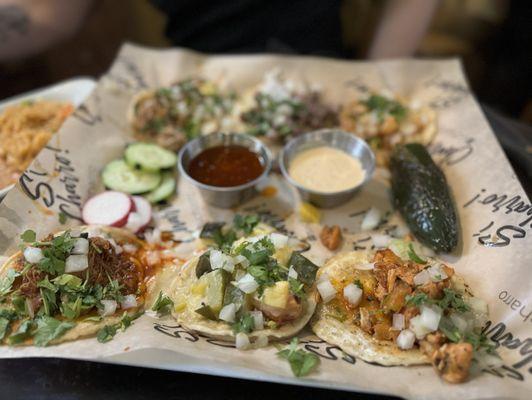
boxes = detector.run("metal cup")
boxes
[279,129,376,208]
[178,133,272,208]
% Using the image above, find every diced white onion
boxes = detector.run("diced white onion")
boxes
[355,262,375,270]
[392,313,405,330]
[23,247,43,264]
[219,303,237,323]
[421,246,435,258]
[254,334,269,348]
[65,254,89,273]
[420,305,442,331]
[107,238,122,254]
[236,274,259,294]
[408,315,432,339]
[145,228,161,245]
[371,234,391,248]
[210,250,234,273]
[235,332,250,350]
[343,283,363,306]
[427,265,448,282]
[317,273,330,283]
[361,207,381,231]
[450,313,468,334]
[120,294,137,310]
[413,269,431,286]
[233,255,249,268]
[71,238,89,255]
[99,299,117,316]
[288,266,298,279]
[396,329,416,350]
[122,244,138,254]
[250,310,264,330]
[270,233,288,249]
[468,297,488,315]
[317,279,337,303]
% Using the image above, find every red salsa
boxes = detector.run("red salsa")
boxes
[187,145,264,187]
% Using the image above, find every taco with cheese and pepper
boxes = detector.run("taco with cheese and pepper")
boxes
[170,215,318,349]
[311,240,501,383]
[0,226,155,346]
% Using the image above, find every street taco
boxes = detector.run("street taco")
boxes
[170,215,318,347]
[128,78,238,151]
[238,70,338,143]
[0,226,155,346]
[311,240,501,383]
[340,93,436,166]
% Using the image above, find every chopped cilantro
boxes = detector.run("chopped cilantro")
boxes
[233,214,260,235]
[0,269,20,298]
[58,212,68,224]
[97,324,117,343]
[232,314,255,334]
[33,316,75,347]
[289,278,305,299]
[277,338,320,377]
[151,291,174,316]
[7,320,34,345]
[407,243,426,264]
[405,292,429,307]
[20,230,36,243]
[438,288,471,313]
[362,95,407,122]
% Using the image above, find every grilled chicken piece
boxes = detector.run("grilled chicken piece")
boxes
[431,342,473,384]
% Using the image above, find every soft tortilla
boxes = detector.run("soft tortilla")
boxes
[0,225,146,346]
[171,256,317,342]
[311,251,469,366]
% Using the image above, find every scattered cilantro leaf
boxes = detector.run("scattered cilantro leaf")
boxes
[58,212,68,224]
[277,338,320,377]
[405,292,429,307]
[232,314,255,334]
[289,278,305,299]
[20,230,36,243]
[33,316,75,347]
[407,243,427,264]
[97,324,117,343]
[151,291,174,316]
[438,288,470,313]
[233,214,260,235]
[7,320,34,345]
[0,269,20,298]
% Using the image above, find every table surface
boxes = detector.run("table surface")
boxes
[0,358,400,400]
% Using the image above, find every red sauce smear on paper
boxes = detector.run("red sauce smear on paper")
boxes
[187,145,264,187]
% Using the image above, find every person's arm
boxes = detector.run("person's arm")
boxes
[0,0,93,62]
[368,0,440,59]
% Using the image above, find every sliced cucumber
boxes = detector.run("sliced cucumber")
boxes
[144,171,176,203]
[102,159,161,194]
[125,143,177,172]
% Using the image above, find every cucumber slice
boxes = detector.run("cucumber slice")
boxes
[144,171,176,203]
[125,143,177,172]
[102,159,161,194]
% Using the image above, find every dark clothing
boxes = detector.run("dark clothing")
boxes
[151,0,345,56]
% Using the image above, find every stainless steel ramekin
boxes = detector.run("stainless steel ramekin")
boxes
[279,129,375,208]
[178,133,272,208]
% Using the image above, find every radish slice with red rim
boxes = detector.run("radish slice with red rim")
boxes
[82,191,133,227]
[126,196,152,233]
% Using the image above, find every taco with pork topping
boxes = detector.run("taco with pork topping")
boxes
[311,240,501,383]
[0,226,155,346]
[170,215,318,347]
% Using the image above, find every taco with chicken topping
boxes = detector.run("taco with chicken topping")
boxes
[340,93,436,166]
[311,240,501,383]
[170,215,319,347]
[0,226,154,346]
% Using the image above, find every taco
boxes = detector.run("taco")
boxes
[0,226,155,346]
[127,78,238,151]
[340,93,436,166]
[170,215,318,347]
[238,69,338,143]
[311,240,500,383]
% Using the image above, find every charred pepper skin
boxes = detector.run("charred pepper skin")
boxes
[390,143,459,253]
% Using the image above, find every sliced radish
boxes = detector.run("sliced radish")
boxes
[125,196,152,233]
[82,191,133,227]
